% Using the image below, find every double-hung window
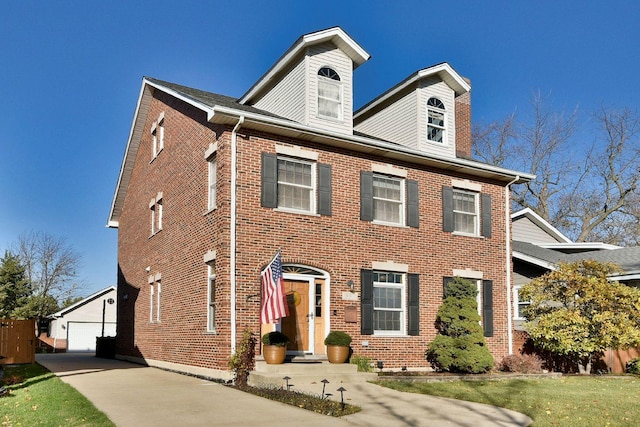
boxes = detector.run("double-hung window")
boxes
[149,193,163,235]
[207,264,216,332]
[360,168,419,228]
[277,157,315,213]
[513,286,531,320]
[317,67,342,120]
[261,151,332,216]
[149,273,161,323]
[427,97,446,143]
[373,175,404,225]
[453,189,478,235]
[442,185,491,237]
[373,271,406,335]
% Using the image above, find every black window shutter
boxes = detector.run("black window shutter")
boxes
[360,171,374,221]
[482,280,494,337]
[443,276,455,298]
[317,163,332,216]
[481,193,492,238]
[361,269,374,335]
[261,153,278,208]
[408,273,420,336]
[406,180,419,228]
[442,186,453,232]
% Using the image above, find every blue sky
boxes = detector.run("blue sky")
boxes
[1,1,638,297]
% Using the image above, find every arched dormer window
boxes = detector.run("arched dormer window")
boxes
[427,97,446,143]
[317,67,342,120]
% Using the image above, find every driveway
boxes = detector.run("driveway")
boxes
[37,353,531,426]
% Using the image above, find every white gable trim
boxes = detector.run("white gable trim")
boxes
[48,286,117,318]
[511,208,572,243]
[239,27,370,105]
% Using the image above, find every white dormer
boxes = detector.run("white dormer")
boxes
[354,63,470,159]
[239,27,370,135]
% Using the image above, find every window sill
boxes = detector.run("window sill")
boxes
[204,206,217,216]
[452,231,483,239]
[203,330,217,335]
[317,114,344,124]
[372,221,408,228]
[149,229,163,239]
[274,208,320,217]
[373,332,408,337]
[149,148,164,164]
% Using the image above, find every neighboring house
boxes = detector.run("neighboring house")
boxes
[108,27,533,379]
[511,208,640,370]
[45,286,117,352]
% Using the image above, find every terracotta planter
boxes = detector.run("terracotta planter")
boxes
[326,345,350,363]
[263,344,287,364]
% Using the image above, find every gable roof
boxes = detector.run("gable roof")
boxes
[239,27,370,105]
[511,208,572,244]
[353,62,471,122]
[48,286,116,319]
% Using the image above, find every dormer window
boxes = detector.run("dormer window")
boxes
[317,67,342,120]
[427,97,446,143]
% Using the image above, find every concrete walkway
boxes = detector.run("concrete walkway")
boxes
[37,353,531,426]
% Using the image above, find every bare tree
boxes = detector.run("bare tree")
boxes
[12,231,82,319]
[473,93,640,245]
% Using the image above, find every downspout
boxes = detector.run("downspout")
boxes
[230,116,244,355]
[505,175,520,355]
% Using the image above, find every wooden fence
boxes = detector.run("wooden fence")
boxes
[0,319,36,364]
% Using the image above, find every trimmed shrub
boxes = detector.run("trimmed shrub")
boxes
[626,357,640,375]
[501,354,544,374]
[261,331,290,347]
[324,331,352,347]
[426,277,494,374]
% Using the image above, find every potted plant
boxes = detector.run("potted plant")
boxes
[261,331,290,364]
[324,331,352,363]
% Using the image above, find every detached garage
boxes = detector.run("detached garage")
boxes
[48,286,117,352]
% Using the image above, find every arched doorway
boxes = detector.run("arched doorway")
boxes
[280,265,330,356]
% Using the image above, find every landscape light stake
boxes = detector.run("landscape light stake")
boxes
[283,376,294,391]
[337,387,346,410]
[321,378,332,400]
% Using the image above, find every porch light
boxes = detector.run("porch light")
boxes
[347,280,355,291]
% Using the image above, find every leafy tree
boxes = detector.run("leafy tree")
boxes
[13,231,81,320]
[521,260,640,374]
[473,93,640,245]
[426,277,494,373]
[12,294,59,320]
[0,251,31,318]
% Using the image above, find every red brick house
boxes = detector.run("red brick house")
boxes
[108,27,532,379]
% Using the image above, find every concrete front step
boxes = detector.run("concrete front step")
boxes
[248,359,378,388]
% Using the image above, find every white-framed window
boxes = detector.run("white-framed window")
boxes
[152,123,158,157]
[373,271,406,335]
[150,194,163,235]
[150,204,156,235]
[373,174,404,225]
[208,156,217,211]
[156,198,163,231]
[427,97,446,143]
[277,156,315,213]
[207,264,216,332]
[317,67,342,120]
[156,280,162,322]
[149,284,155,322]
[158,117,164,152]
[513,286,531,320]
[453,189,478,235]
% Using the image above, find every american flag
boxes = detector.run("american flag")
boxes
[260,252,289,324]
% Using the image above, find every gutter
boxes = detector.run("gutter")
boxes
[505,175,520,355]
[230,116,244,354]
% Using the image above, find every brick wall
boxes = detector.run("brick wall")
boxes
[116,90,511,372]
[455,90,472,159]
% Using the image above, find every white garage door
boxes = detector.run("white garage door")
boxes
[67,322,116,352]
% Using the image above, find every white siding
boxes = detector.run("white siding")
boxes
[49,288,117,339]
[354,90,418,148]
[253,58,307,123]
[513,217,563,244]
[306,42,353,134]
[417,78,456,158]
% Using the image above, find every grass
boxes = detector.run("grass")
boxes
[0,363,114,427]
[377,375,640,426]
[233,385,361,417]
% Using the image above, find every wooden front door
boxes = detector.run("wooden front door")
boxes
[281,280,311,353]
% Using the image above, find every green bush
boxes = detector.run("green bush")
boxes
[261,331,290,347]
[626,357,640,375]
[426,277,494,374]
[324,331,352,346]
[350,354,374,372]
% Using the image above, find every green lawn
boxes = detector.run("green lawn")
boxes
[377,376,640,426]
[0,363,114,427]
